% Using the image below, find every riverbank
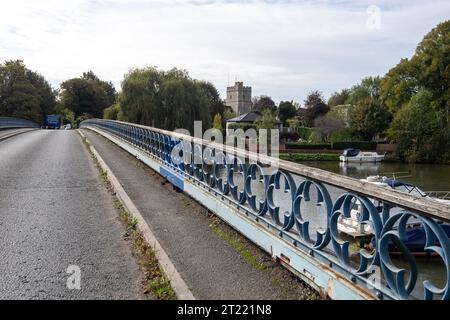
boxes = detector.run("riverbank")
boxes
[280,153,339,162]
[294,160,450,192]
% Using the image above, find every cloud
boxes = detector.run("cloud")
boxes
[0,0,449,103]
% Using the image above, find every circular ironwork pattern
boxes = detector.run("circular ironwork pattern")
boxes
[79,119,450,300]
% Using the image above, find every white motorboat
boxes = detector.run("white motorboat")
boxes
[337,175,450,237]
[339,148,385,163]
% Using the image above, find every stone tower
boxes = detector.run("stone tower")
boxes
[226,82,252,115]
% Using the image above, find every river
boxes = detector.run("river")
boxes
[298,161,450,192]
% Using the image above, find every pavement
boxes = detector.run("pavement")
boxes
[0,130,145,299]
[83,129,311,300]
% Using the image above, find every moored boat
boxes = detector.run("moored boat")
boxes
[339,148,385,163]
[337,175,450,254]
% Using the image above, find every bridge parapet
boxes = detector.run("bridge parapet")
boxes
[0,117,40,129]
[81,119,450,300]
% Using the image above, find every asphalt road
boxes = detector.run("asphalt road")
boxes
[0,128,34,141]
[0,130,145,299]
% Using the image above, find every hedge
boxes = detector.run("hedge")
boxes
[285,143,331,150]
[280,153,339,162]
[227,123,257,131]
[332,141,377,150]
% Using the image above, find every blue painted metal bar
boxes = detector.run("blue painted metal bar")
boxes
[0,117,40,129]
[80,119,450,300]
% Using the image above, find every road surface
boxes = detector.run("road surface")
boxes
[0,130,145,299]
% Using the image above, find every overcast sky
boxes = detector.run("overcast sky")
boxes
[1,0,449,103]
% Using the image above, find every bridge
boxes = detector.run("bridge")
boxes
[1,117,449,300]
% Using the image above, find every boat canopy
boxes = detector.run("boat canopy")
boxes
[343,148,360,157]
[383,178,427,197]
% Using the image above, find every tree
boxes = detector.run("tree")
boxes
[198,81,225,119]
[255,109,277,146]
[223,107,236,121]
[350,97,392,141]
[381,20,450,162]
[314,114,345,143]
[119,67,219,133]
[328,89,351,107]
[381,59,419,114]
[346,76,382,106]
[0,60,56,123]
[252,95,276,112]
[301,90,329,127]
[278,101,297,125]
[119,67,163,127]
[59,77,110,118]
[160,76,211,133]
[412,20,450,108]
[213,113,223,131]
[82,70,117,106]
[389,90,449,163]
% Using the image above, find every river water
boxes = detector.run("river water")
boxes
[299,161,450,192]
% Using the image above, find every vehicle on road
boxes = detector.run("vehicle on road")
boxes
[64,124,72,130]
[44,114,62,129]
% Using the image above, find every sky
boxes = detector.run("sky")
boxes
[1,0,449,104]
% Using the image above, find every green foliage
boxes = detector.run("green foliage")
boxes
[213,113,223,131]
[330,128,361,142]
[314,113,345,143]
[349,97,392,141]
[119,67,214,133]
[228,122,257,132]
[223,108,237,121]
[60,71,116,119]
[252,95,276,113]
[0,60,56,123]
[389,90,449,163]
[198,81,225,119]
[278,101,297,125]
[300,90,329,127]
[54,103,75,127]
[377,20,449,163]
[285,142,331,150]
[255,109,276,130]
[346,76,382,105]
[323,21,450,162]
[281,153,339,162]
[332,141,377,150]
[103,102,125,121]
[255,109,277,146]
[297,126,313,141]
[75,113,92,128]
[328,89,351,107]
[285,141,377,150]
[381,59,419,114]
[82,71,117,106]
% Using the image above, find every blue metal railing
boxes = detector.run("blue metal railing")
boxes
[0,117,40,129]
[81,119,450,300]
